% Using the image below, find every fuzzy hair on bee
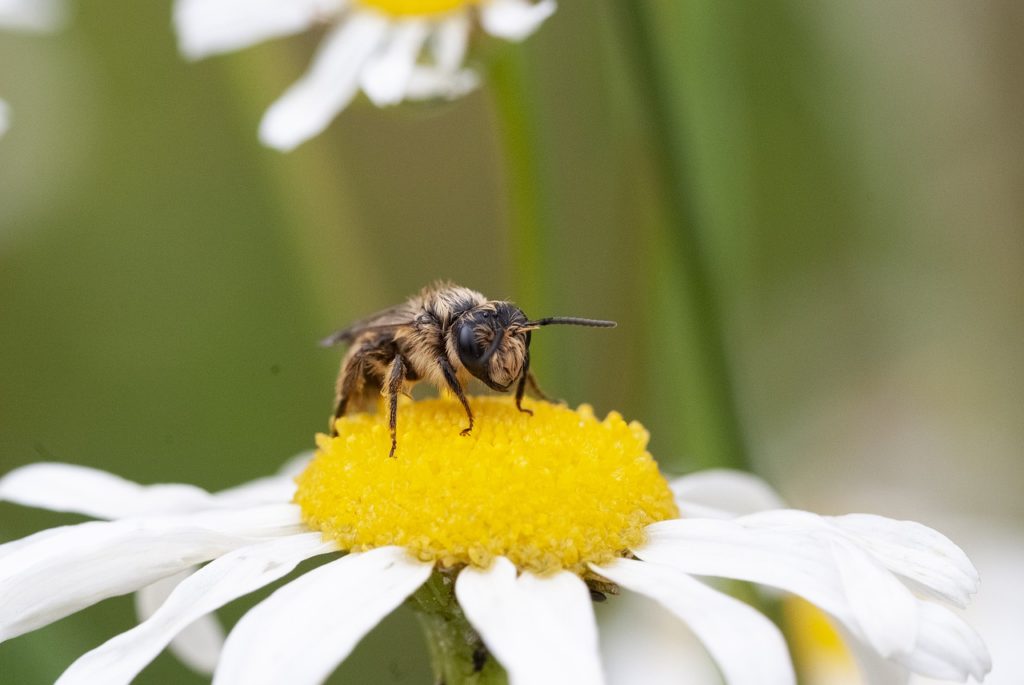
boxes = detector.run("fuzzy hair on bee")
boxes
[320,282,616,457]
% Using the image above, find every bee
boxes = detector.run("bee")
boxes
[320,282,616,457]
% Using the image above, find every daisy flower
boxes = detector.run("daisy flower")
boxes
[173,0,556,151]
[0,0,66,137]
[0,397,990,684]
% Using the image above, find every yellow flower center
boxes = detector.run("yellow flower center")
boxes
[295,397,678,575]
[355,0,479,18]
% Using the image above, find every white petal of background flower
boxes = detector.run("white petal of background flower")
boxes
[213,546,431,685]
[172,0,556,147]
[404,66,480,101]
[57,533,335,685]
[135,567,225,675]
[479,0,556,42]
[174,0,344,60]
[0,0,66,32]
[258,11,390,151]
[360,19,430,107]
[592,558,795,685]
[669,469,787,519]
[399,12,479,101]
[431,12,470,73]
[456,556,604,685]
[639,517,917,659]
[0,504,303,642]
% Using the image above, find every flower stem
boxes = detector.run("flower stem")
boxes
[612,3,751,472]
[410,571,508,685]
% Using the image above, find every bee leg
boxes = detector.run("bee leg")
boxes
[384,356,407,458]
[438,356,474,436]
[515,372,533,416]
[515,352,535,415]
[331,355,365,436]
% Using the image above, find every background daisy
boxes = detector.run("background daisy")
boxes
[174,0,555,149]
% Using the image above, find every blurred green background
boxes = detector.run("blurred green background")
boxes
[1,1,1022,683]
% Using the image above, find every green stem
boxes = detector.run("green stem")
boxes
[410,572,508,685]
[613,3,751,472]
[488,49,552,320]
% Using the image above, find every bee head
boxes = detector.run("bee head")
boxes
[454,303,531,391]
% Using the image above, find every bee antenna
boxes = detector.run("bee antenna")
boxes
[528,317,617,328]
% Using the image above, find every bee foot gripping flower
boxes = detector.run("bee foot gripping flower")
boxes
[173,0,557,150]
[0,398,991,684]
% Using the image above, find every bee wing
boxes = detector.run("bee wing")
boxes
[319,304,418,347]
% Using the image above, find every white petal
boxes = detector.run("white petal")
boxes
[360,19,430,106]
[830,538,918,657]
[259,12,389,151]
[135,569,225,675]
[479,0,556,42]
[211,451,311,506]
[639,517,920,660]
[0,526,65,562]
[598,590,722,685]
[0,504,303,642]
[0,462,217,519]
[829,514,979,607]
[430,12,470,72]
[57,533,335,685]
[592,558,794,685]
[213,476,294,507]
[839,623,912,685]
[456,557,604,685]
[895,602,991,682]
[404,66,480,101]
[202,453,311,508]
[213,546,431,685]
[669,469,787,519]
[1,456,307,518]
[746,509,979,609]
[173,0,344,60]
[641,518,855,623]
[0,0,67,33]
[210,475,295,508]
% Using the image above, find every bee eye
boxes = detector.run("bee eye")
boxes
[457,324,483,363]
